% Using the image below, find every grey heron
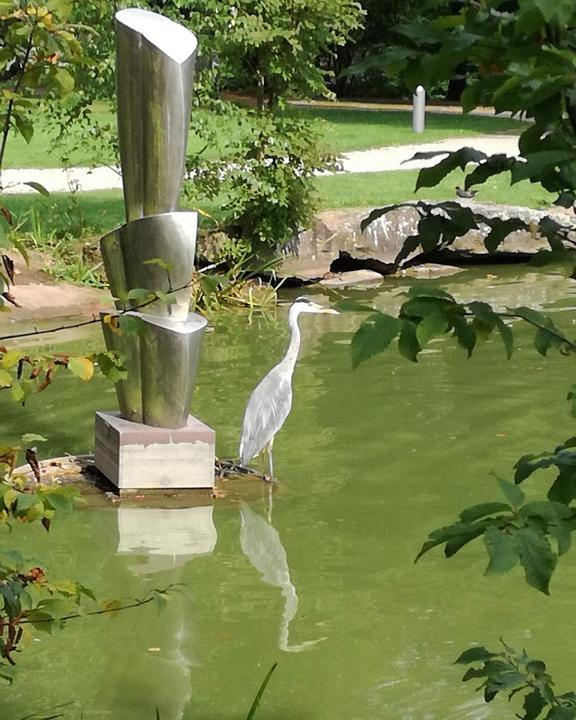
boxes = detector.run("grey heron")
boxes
[239,296,339,478]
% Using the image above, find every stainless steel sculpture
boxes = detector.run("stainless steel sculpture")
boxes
[99,8,206,429]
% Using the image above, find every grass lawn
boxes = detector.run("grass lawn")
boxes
[5,103,524,169]
[315,169,555,210]
[295,108,522,154]
[5,169,553,244]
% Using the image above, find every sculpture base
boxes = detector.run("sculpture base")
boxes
[94,411,215,490]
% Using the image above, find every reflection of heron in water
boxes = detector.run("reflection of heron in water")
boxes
[239,297,339,479]
[240,503,326,653]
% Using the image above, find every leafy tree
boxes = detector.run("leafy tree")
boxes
[331,0,424,97]
[340,1,576,716]
[135,0,364,252]
[353,0,576,211]
[0,0,100,307]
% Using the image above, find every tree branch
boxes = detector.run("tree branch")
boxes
[17,585,177,626]
[0,279,196,341]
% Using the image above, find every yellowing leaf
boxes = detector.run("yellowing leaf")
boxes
[68,356,94,381]
[3,488,18,509]
[0,368,11,387]
[1,349,24,369]
[102,314,121,335]
[10,381,24,402]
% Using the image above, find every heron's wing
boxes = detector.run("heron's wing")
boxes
[239,366,292,463]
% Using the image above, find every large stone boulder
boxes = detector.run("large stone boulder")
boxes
[277,201,576,282]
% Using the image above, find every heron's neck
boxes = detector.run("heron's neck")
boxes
[282,307,302,371]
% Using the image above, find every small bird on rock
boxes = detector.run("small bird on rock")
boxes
[455,186,478,199]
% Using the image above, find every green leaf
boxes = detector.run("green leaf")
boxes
[453,317,476,357]
[10,381,24,402]
[416,313,449,346]
[126,288,153,302]
[548,518,574,556]
[334,299,375,313]
[511,151,571,184]
[484,526,519,575]
[497,477,525,508]
[402,296,455,319]
[532,0,575,25]
[47,0,73,16]
[150,589,169,611]
[515,527,557,595]
[118,315,141,336]
[15,493,42,514]
[484,219,527,253]
[468,301,498,328]
[416,522,480,561]
[526,660,547,675]
[23,182,50,196]
[522,689,546,720]
[3,488,18,509]
[246,662,278,720]
[143,258,173,272]
[454,646,497,665]
[444,526,485,557]
[547,707,576,720]
[42,491,74,514]
[21,433,47,445]
[568,386,576,418]
[548,469,576,505]
[496,318,514,359]
[407,286,456,302]
[53,67,74,95]
[459,502,510,523]
[464,154,515,192]
[95,352,127,383]
[398,320,420,362]
[415,147,487,190]
[351,312,401,368]
[0,665,14,684]
[534,327,555,356]
[13,112,33,144]
[519,501,572,523]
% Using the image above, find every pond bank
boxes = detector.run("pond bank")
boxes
[3,197,575,328]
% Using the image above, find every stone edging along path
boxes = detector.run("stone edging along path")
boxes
[2,135,520,195]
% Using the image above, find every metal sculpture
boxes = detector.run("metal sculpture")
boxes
[99,8,206,430]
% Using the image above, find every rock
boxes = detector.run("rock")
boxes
[0,249,110,326]
[319,269,384,288]
[399,263,465,278]
[3,282,110,322]
[277,201,576,282]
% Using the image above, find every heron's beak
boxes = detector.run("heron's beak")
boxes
[320,307,340,315]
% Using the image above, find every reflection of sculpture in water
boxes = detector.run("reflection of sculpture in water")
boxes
[117,506,217,574]
[115,505,217,720]
[240,503,326,653]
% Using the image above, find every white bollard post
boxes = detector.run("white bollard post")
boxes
[412,85,426,134]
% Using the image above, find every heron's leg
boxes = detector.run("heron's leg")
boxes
[266,482,273,523]
[267,436,275,479]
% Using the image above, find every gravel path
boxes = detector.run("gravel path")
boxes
[1,135,520,194]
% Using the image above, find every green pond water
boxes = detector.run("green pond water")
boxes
[2,266,576,719]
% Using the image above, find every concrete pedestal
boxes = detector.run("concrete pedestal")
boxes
[94,411,215,490]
